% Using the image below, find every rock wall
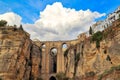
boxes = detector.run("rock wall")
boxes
[30,44,42,80]
[0,26,43,80]
[0,27,32,80]
[64,20,120,79]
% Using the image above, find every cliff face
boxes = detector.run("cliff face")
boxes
[0,27,32,80]
[0,26,42,80]
[80,37,120,79]
[30,44,42,80]
[81,20,120,78]
[64,20,120,80]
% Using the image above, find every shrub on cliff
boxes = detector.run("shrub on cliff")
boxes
[0,20,7,26]
[37,77,43,80]
[89,26,93,35]
[56,72,65,80]
[85,71,95,77]
[56,72,69,80]
[19,24,24,31]
[91,31,103,48]
[98,65,120,80]
[92,31,103,42]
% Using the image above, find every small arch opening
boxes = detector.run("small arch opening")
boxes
[62,43,68,51]
[50,48,57,56]
[49,76,56,80]
[41,43,46,52]
[41,43,46,48]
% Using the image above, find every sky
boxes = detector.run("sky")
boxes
[0,0,120,41]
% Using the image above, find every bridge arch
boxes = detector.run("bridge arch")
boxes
[50,47,58,56]
[49,76,56,80]
[62,43,68,49]
[41,43,46,48]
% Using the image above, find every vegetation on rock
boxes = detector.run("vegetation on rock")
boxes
[91,31,103,48]
[56,72,65,80]
[56,72,69,80]
[0,20,7,26]
[98,65,120,80]
[89,26,93,35]
[19,24,24,31]
[85,71,95,77]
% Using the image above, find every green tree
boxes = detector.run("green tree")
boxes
[92,31,103,42]
[92,31,103,48]
[0,20,7,26]
[19,24,24,30]
[89,26,93,35]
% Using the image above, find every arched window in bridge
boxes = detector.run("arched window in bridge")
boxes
[62,43,68,51]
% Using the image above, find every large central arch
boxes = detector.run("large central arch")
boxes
[49,76,56,80]
[49,47,57,73]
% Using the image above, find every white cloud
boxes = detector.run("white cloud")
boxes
[29,2,105,41]
[0,12,22,26]
[0,2,106,41]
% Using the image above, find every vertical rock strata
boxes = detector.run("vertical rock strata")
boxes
[0,26,32,80]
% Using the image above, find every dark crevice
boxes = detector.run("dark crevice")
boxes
[29,45,33,80]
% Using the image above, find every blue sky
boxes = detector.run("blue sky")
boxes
[0,0,120,24]
[0,0,120,41]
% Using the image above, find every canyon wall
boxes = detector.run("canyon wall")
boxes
[0,26,32,80]
[0,26,42,80]
[0,20,120,80]
[64,20,120,80]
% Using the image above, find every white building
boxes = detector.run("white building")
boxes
[92,6,120,33]
[107,6,120,21]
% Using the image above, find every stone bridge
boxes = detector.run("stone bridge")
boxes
[33,33,86,80]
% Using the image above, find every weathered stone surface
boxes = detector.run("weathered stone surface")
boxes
[30,44,42,80]
[0,26,32,80]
